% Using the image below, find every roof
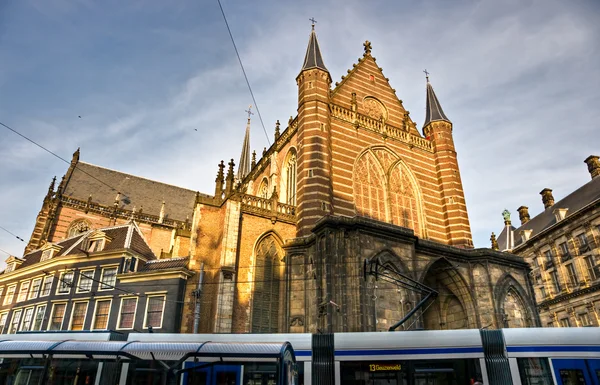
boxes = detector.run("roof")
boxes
[496,224,516,252]
[423,81,450,127]
[508,176,600,249]
[237,119,251,181]
[300,27,327,73]
[18,222,156,270]
[63,162,204,222]
[138,257,189,272]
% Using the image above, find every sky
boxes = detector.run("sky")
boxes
[1,0,599,261]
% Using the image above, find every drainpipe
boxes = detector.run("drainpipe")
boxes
[193,262,205,333]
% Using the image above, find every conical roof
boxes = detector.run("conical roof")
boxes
[423,80,450,127]
[300,26,328,73]
[237,116,251,181]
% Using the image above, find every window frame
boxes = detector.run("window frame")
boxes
[69,301,89,331]
[40,249,53,262]
[77,270,95,293]
[19,307,35,332]
[91,299,112,330]
[47,302,67,331]
[88,239,105,253]
[585,256,597,281]
[9,309,23,334]
[0,312,8,334]
[40,275,54,297]
[16,280,31,302]
[559,318,571,327]
[117,297,139,330]
[143,295,166,330]
[3,284,16,305]
[32,304,47,331]
[99,266,118,291]
[56,271,75,295]
[565,263,579,286]
[28,278,43,300]
[577,233,590,253]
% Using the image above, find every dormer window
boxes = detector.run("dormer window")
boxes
[553,208,568,222]
[88,239,105,253]
[123,257,137,273]
[41,249,53,262]
[40,244,62,262]
[3,256,24,273]
[520,229,533,243]
[4,263,15,273]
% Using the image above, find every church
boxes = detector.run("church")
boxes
[21,26,539,333]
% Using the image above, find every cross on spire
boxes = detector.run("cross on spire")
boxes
[309,17,317,29]
[423,69,430,82]
[245,105,254,120]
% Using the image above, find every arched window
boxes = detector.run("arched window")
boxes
[353,147,423,236]
[281,149,297,205]
[258,178,269,199]
[66,219,91,238]
[251,234,283,333]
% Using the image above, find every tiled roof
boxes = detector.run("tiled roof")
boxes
[300,27,327,73]
[507,176,600,249]
[64,162,207,222]
[423,81,450,127]
[138,257,189,272]
[17,222,156,271]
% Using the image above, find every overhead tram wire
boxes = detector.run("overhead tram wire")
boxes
[0,247,14,256]
[0,225,25,242]
[216,0,271,146]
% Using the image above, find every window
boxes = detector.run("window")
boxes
[20,307,35,331]
[560,370,586,385]
[577,233,590,253]
[28,278,42,300]
[550,271,561,294]
[118,298,138,329]
[579,313,591,327]
[70,302,88,331]
[67,219,90,238]
[532,257,539,270]
[9,309,22,333]
[0,288,3,303]
[284,150,297,205]
[546,321,554,328]
[517,358,553,385]
[0,312,8,334]
[145,296,165,329]
[32,305,46,331]
[93,300,111,330]
[100,267,117,290]
[77,270,94,292]
[17,281,31,302]
[48,303,66,330]
[560,318,571,327]
[3,285,16,305]
[41,275,53,296]
[258,179,269,199]
[40,249,53,262]
[566,264,578,286]
[123,258,136,273]
[88,239,105,252]
[585,256,597,281]
[5,263,15,273]
[539,286,546,299]
[543,250,553,268]
[559,242,571,261]
[57,271,74,294]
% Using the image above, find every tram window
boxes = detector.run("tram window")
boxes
[517,358,554,385]
[559,370,586,385]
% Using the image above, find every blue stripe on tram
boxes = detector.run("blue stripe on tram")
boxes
[507,346,600,353]
[335,347,484,356]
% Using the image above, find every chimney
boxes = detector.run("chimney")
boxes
[584,155,600,179]
[540,188,554,209]
[517,206,530,225]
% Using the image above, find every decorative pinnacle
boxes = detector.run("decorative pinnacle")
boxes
[363,40,372,55]
[251,150,257,168]
[274,120,281,140]
[423,69,430,82]
[227,159,235,180]
[309,17,317,30]
[216,160,225,181]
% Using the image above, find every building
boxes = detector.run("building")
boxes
[494,155,600,327]
[21,26,539,333]
[0,222,192,334]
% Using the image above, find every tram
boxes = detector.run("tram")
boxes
[0,327,598,385]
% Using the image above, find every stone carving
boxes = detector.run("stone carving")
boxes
[362,97,387,122]
[290,316,305,327]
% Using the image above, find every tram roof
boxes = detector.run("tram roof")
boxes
[0,339,295,362]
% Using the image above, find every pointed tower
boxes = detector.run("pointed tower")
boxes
[295,22,332,236]
[422,76,473,247]
[237,106,253,181]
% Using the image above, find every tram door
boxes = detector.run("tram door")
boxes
[414,369,456,385]
[186,364,241,385]
[552,359,600,385]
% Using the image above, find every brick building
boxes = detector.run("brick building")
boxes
[21,26,538,333]
[494,155,600,327]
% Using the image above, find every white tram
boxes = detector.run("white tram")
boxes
[0,328,598,385]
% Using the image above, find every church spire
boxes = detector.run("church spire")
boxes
[300,19,328,73]
[237,106,253,181]
[423,72,450,128]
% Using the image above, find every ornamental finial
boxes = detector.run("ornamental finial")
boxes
[363,40,372,55]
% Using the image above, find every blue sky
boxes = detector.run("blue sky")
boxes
[1,0,599,260]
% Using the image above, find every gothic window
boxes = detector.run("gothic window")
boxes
[251,235,283,333]
[353,147,423,235]
[502,288,528,328]
[258,178,269,199]
[281,149,297,205]
[67,220,91,238]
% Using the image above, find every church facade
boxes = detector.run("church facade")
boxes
[23,27,539,333]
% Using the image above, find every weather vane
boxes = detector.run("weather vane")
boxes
[309,17,317,29]
[423,69,429,82]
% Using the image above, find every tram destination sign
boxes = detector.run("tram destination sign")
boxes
[369,364,402,372]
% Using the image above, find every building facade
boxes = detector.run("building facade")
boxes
[1,222,192,335]
[494,155,600,327]
[20,27,539,333]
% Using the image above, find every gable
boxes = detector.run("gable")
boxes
[331,54,420,136]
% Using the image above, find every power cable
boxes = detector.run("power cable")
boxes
[0,247,15,256]
[0,225,25,242]
[216,0,271,146]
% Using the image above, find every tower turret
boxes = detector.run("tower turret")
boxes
[237,106,253,182]
[295,22,332,236]
[422,75,472,247]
